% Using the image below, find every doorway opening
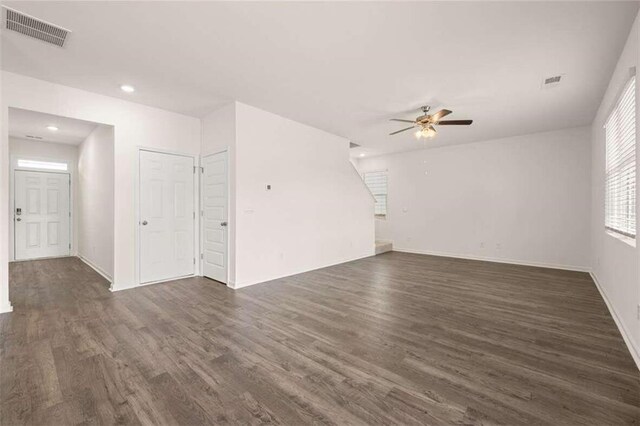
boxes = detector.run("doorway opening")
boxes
[8,107,115,283]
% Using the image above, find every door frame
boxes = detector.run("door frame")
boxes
[134,146,201,288]
[200,149,230,284]
[9,155,74,261]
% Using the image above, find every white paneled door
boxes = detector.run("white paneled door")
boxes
[15,171,71,260]
[139,150,195,284]
[202,152,228,283]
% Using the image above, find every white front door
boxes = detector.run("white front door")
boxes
[15,170,71,260]
[202,152,228,283]
[139,150,195,284]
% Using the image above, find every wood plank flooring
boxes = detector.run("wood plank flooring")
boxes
[1,253,639,425]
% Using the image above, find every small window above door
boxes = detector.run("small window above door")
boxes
[17,159,68,171]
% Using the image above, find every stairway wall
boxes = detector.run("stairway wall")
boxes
[232,102,375,288]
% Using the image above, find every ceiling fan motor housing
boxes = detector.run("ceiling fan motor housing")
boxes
[416,106,432,123]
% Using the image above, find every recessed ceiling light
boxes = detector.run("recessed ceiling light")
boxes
[359,153,365,157]
[120,84,135,93]
[46,125,58,131]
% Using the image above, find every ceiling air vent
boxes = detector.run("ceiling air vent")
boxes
[544,76,561,85]
[3,6,70,47]
[541,74,565,89]
[25,135,43,140]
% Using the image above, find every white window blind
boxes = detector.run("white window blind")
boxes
[605,76,636,239]
[364,171,388,217]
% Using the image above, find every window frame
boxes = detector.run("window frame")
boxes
[363,170,388,219]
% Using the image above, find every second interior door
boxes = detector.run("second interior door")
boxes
[139,150,195,284]
[202,151,228,283]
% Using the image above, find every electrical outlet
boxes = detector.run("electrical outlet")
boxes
[637,304,640,320]
[480,242,485,248]
[496,243,501,250]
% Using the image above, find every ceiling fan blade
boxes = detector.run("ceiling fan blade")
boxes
[389,119,416,123]
[389,126,416,135]
[437,120,473,125]
[430,109,452,122]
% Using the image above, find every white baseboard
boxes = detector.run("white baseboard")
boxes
[231,251,375,290]
[10,254,75,263]
[590,272,640,372]
[393,247,590,273]
[109,282,137,292]
[110,274,196,292]
[0,303,13,314]
[78,255,112,283]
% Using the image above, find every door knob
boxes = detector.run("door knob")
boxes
[141,220,148,226]
[16,218,21,222]
[220,221,228,227]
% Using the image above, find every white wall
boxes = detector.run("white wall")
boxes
[78,125,114,280]
[232,103,375,287]
[357,126,592,271]
[203,102,376,288]
[1,71,201,307]
[9,137,78,161]
[8,137,79,261]
[591,12,640,367]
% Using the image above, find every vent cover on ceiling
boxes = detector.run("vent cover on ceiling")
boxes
[541,74,565,89]
[544,76,561,85]
[25,135,43,140]
[3,6,70,47]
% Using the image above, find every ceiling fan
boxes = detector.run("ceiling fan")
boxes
[389,106,473,139]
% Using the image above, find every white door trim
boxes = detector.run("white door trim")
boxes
[9,154,74,261]
[200,149,230,284]
[133,146,200,289]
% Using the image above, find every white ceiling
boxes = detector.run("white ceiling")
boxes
[1,2,638,156]
[9,108,99,145]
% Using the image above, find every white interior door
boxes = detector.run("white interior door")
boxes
[139,150,195,284]
[15,170,71,260]
[202,152,228,283]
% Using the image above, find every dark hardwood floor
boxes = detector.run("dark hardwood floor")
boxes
[1,253,639,425]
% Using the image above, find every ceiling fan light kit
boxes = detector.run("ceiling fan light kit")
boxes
[389,105,472,140]
[416,126,437,139]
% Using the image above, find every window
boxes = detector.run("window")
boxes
[364,171,388,218]
[17,159,68,171]
[605,76,636,239]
